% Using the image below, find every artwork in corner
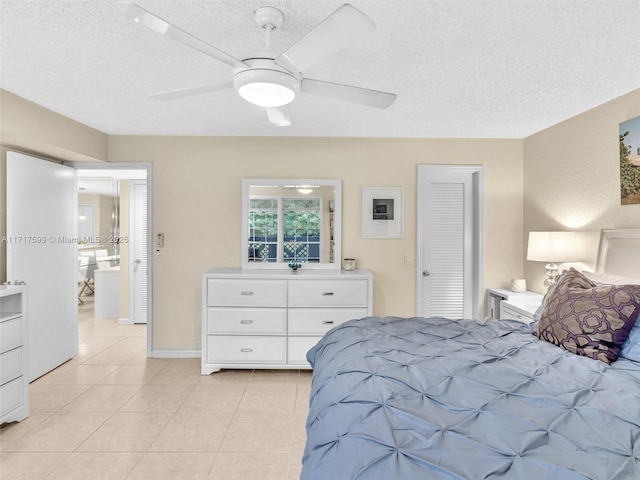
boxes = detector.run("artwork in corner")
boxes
[362,187,404,238]
[620,115,640,205]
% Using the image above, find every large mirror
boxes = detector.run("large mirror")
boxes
[242,179,341,269]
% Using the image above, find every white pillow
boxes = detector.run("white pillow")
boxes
[581,271,640,285]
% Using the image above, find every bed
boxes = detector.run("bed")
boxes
[301,229,640,480]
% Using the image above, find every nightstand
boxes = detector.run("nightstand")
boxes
[486,288,543,323]
[499,299,541,323]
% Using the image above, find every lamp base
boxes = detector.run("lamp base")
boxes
[543,262,559,287]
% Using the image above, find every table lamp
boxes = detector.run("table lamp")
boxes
[527,231,579,287]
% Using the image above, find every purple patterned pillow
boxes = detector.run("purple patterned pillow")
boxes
[534,268,640,364]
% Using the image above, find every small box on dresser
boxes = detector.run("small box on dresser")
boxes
[0,285,29,424]
[202,268,373,375]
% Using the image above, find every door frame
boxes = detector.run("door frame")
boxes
[67,161,153,356]
[416,164,484,319]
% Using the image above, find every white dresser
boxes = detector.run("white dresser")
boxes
[0,285,29,424]
[201,268,373,375]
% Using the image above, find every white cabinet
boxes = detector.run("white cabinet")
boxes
[486,288,543,321]
[94,267,121,318]
[500,300,541,323]
[487,288,543,324]
[202,269,373,374]
[0,285,28,424]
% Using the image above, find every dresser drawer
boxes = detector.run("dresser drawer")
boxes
[288,337,320,365]
[0,317,22,354]
[500,301,535,324]
[0,347,23,386]
[288,280,368,307]
[207,308,286,335]
[207,279,287,307]
[206,336,286,364]
[289,308,368,335]
[0,376,24,415]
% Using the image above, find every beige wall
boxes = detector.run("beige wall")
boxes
[0,89,108,282]
[0,89,108,163]
[523,88,640,293]
[109,136,524,350]
[0,88,527,352]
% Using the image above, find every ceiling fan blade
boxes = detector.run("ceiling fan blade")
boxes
[114,1,242,68]
[150,81,233,101]
[276,4,375,72]
[266,107,292,127]
[301,78,396,109]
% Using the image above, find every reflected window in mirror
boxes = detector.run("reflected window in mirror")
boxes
[242,179,341,269]
[249,197,322,263]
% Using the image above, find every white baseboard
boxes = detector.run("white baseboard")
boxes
[118,317,132,325]
[150,349,201,358]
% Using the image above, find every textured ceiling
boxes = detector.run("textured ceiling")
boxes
[1,0,639,138]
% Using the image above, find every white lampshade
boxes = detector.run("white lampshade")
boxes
[527,231,579,262]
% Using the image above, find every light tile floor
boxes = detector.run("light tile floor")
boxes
[0,302,310,479]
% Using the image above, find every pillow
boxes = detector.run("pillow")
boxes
[534,268,640,364]
[621,323,640,361]
[582,271,640,362]
[532,270,568,324]
[581,271,640,286]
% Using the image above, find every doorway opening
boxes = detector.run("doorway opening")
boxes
[71,163,153,357]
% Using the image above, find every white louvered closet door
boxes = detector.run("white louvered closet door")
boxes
[418,168,475,319]
[132,181,148,324]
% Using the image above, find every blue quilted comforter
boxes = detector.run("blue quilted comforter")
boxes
[302,317,640,480]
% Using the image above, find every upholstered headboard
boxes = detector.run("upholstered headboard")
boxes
[595,229,640,278]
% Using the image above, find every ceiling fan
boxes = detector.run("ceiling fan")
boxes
[114,2,396,126]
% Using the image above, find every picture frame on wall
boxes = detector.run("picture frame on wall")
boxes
[362,187,404,238]
[620,115,640,205]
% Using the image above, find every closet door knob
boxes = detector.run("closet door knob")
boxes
[423,270,431,277]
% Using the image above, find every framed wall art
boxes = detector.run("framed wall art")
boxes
[362,187,404,238]
[620,115,640,205]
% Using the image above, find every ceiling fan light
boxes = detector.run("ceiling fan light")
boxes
[234,69,300,108]
[239,82,295,107]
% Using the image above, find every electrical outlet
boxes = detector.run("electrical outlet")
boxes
[192,324,199,336]
[155,247,165,257]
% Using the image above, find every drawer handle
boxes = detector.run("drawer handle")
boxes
[322,321,334,324]
[240,320,253,324]
[240,348,253,353]
[240,291,254,296]
[322,292,334,296]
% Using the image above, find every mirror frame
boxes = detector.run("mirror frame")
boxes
[241,178,342,270]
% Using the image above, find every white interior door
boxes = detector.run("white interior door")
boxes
[417,165,484,320]
[131,181,148,324]
[7,152,78,381]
